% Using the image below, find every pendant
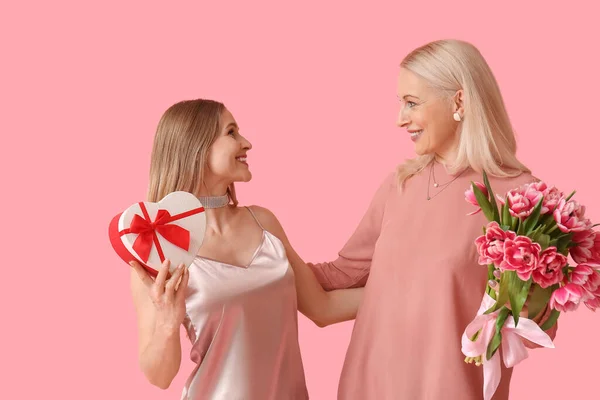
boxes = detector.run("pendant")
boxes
[433,183,439,188]
[427,196,431,200]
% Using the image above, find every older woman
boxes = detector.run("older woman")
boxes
[308,39,556,400]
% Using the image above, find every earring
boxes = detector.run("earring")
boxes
[453,112,462,122]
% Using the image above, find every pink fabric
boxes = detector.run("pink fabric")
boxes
[182,227,308,400]
[309,164,557,400]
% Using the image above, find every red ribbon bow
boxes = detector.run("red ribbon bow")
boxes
[120,202,204,263]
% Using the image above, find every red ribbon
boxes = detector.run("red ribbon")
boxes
[119,203,204,263]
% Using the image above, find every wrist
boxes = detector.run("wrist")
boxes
[154,321,181,338]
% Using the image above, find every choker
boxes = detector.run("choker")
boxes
[197,194,230,209]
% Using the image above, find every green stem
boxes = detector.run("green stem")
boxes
[545,224,559,235]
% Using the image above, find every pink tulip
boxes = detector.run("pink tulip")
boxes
[553,199,591,233]
[584,269,600,293]
[531,247,566,288]
[570,264,595,286]
[500,236,541,280]
[571,229,595,264]
[588,234,600,264]
[584,287,600,311]
[475,222,516,266]
[568,264,600,293]
[540,186,564,215]
[591,235,600,264]
[527,181,548,192]
[465,182,488,215]
[549,283,587,312]
[571,230,600,264]
[504,185,544,219]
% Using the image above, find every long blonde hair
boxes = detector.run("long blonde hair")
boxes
[397,39,530,187]
[146,99,238,205]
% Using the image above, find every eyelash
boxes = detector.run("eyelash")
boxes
[227,129,236,137]
[406,101,417,108]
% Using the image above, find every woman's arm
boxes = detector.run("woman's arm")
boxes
[307,172,396,290]
[251,206,364,327]
[130,260,188,389]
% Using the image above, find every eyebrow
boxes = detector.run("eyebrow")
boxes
[225,122,238,130]
[401,94,420,100]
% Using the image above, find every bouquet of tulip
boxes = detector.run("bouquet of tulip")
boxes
[461,172,600,400]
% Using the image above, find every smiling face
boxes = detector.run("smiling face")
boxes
[396,67,463,163]
[205,108,253,186]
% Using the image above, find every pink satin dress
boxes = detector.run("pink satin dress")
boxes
[180,207,308,400]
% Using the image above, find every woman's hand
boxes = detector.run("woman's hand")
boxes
[130,259,189,332]
[129,260,188,389]
[488,279,557,348]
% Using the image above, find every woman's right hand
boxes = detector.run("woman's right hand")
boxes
[130,259,189,332]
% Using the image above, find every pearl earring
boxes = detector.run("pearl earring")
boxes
[453,112,462,122]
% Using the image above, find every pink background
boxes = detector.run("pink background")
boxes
[3,1,599,398]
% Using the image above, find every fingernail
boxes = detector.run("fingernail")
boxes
[493,270,501,279]
[488,280,498,288]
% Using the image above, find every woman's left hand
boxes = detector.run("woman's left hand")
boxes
[488,280,556,348]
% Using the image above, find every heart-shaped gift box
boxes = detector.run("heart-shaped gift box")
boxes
[108,191,206,276]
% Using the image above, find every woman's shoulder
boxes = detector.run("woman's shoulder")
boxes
[486,170,538,194]
[374,170,399,194]
[244,205,282,232]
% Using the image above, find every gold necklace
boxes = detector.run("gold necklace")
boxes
[426,161,466,200]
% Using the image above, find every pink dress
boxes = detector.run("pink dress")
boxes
[181,207,308,400]
[309,163,553,400]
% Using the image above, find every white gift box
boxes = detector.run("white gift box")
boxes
[109,191,206,276]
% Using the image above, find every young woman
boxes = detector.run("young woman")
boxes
[129,100,362,399]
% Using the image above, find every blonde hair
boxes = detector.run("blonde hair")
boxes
[396,39,530,187]
[147,99,238,205]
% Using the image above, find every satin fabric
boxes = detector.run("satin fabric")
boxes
[180,225,308,400]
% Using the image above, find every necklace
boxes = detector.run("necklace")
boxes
[197,194,230,209]
[426,161,467,201]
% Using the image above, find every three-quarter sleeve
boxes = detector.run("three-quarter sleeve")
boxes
[307,172,395,290]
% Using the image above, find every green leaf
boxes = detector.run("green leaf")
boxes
[502,199,511,227]
[511,216,518,232]
[538,213,553,227]
[565,190,576,202]
[540,309,560,331]
[486,271,511,314]
[556,233,573,255]
[523,197,544,235]
[472,182,494,221]
[517,220,525,235]
[486,307,510,360]
[487,264,495,280]
[530,227,551,250]
[529,224,543,237]
[545,220,560,236]
[527,284,555,319]
[483,171,500,223]
[535,233,551,250]
[530,228,541,241]
[507,273,532,326]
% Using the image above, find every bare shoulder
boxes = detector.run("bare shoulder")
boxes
[247,205,284,234]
